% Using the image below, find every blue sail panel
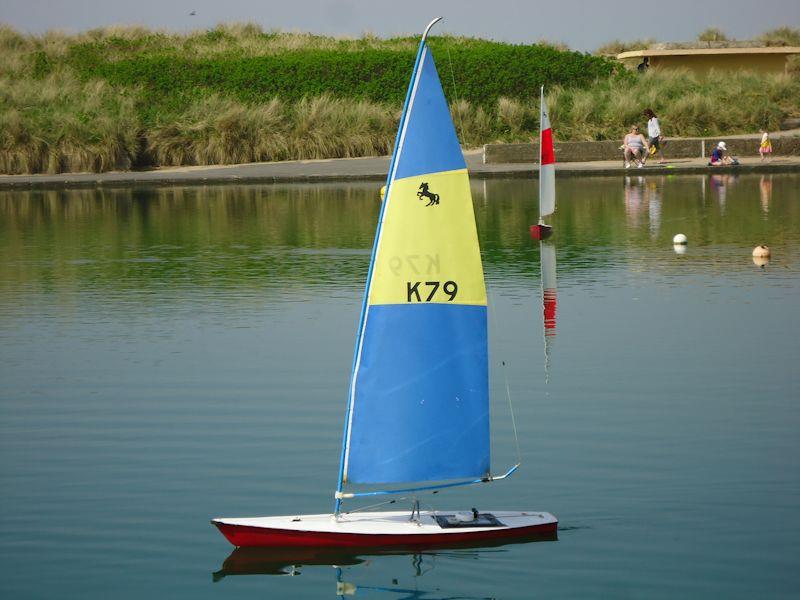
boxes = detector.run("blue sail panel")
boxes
[337,32,490,496]
[346,304,490,484]
[393,47,466,180]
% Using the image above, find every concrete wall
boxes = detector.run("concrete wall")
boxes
[483,136,800,164]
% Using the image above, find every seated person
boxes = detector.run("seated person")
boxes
[623,125,649,168]
[710,141,738,166]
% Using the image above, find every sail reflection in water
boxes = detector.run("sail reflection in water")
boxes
[539,241,557,383]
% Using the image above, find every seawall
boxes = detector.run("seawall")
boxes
[484,132,800,164]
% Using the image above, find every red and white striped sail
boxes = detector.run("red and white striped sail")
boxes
[539,86,556,220]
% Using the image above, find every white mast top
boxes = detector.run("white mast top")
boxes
[422,17,443,43]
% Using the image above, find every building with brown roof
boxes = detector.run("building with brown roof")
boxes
[617,45,800,76]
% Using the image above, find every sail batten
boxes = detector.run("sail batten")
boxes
[338,27,490,493]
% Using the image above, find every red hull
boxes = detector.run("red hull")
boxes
[214,520,557,549]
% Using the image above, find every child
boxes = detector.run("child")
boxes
[643,109,665,164]
[759,130,772,162]
[710,141,739,166]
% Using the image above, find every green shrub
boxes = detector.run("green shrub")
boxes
[31,51,53,78]
[63,42,615,117]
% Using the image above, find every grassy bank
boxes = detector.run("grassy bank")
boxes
[1,24,799,174]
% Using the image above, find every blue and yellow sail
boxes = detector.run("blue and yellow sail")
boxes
[335,19,490,506]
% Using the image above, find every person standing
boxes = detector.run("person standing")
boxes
[644,109,664,164]
[759,129,772,162]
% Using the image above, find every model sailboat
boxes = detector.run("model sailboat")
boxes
[530,86,555,240]
[212,18,557,549]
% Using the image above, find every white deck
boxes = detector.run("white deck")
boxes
[213,510,557,536]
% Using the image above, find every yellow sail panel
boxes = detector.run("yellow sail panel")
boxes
[368,168,487,307]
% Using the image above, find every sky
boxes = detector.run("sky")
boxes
[0,0,798,51]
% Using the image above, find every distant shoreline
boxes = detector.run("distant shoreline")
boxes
[2,152,798,191]
[3,25,799,178]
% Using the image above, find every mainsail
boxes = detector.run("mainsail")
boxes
[337,20,490,500]
[539,86,556,220]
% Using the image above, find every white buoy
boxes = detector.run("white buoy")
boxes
[753,255,769,267]
[673,233,688,245]
[752,245,770,258]
[673,244,687,255]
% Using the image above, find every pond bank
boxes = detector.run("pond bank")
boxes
[1,150,799,190]
[484,129,800,163]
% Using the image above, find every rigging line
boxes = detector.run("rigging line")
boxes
[421,493,445,520]
[347,483,447,515]
[487,289,523,466]
[505,359,522,466]
[344,497,404,514]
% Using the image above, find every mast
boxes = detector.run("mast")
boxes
[333,18,443,515]
[539,85,544,225]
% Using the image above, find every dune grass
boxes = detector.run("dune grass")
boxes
[1,24,799,174]
[759,27,800,47]
[146,94,398,166]
[0,70,140,173]
[696,28,729,43]
[545,68,800,141]
[595,39,657,56]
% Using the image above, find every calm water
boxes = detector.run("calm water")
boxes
[1,174,798,598]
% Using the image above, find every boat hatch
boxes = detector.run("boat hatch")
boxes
[434,513,506,529]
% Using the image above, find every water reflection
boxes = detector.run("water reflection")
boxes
[760,175,773,216]
[623,176,662,235]
[213,547,368,578]
[539,241,557,383]
[333,566,495,600]
[1,175,799,599]
[214,534,556,596]
[646,179,661,238]
[753,255,770,268]
[2,175,798,300]
[623,176,645,228]
[709,173,737,212]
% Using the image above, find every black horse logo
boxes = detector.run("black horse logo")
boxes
[417,182,440,206]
